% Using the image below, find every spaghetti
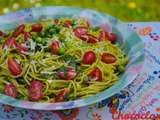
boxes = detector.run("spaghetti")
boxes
[0,18,128,102]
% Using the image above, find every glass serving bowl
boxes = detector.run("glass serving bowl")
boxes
[0,6,145,110]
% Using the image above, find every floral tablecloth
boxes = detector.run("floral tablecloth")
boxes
[0,22,160,120]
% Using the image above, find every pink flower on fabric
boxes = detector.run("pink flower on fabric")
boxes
[139,26,152,36]
[3,105,15,113]
[92,112,102,120]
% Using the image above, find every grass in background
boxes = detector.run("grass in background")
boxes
[0,0,159,21]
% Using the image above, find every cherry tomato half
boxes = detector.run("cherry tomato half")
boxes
[73,27,88,37]
[29,80,43,101]
[89,67,103,81]
[51,41,60,55]
[7,58,22,76]
[79,34,99,43]
[31,23,43,32]
[4,83,18,98]
[82,50,96,65]
[15,43,29,53]
[55,88,70,102]
[24,32,31,41]
[13,24,25,37]
[2,38,16,49]
[57,67,77,80]
[64,20,72,28]
[101,53,116,64]
[99,31,117,42]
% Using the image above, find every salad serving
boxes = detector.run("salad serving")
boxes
[0,18,128,102]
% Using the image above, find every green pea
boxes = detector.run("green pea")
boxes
[49,28,55,34]
[42,41,47,45]
[41,32,45,37]
[0,38,4,44]
[59,47,65,55]
[118,65,125,72]
[36,37,43,43]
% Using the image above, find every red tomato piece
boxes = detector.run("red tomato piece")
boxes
[29,80,43,101]
[73,27,88,37]
[107,33,117,42]
[31,23,43,32]
[99,31,117,42]
[55,88,70,102]
[51,41,60,55]
[82,50,96,65]
[79,34,99,43]
[15,43,29,52]
[101,53,116,64]
[13,24,25,37]
[7,58,22,76]
[57,67,77,80]
[24,32,31,41]
[4,83,18,98]
[98,31,107,41]
[2,38,16,49]
[89,67,103,81]
[64,20,72,28]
